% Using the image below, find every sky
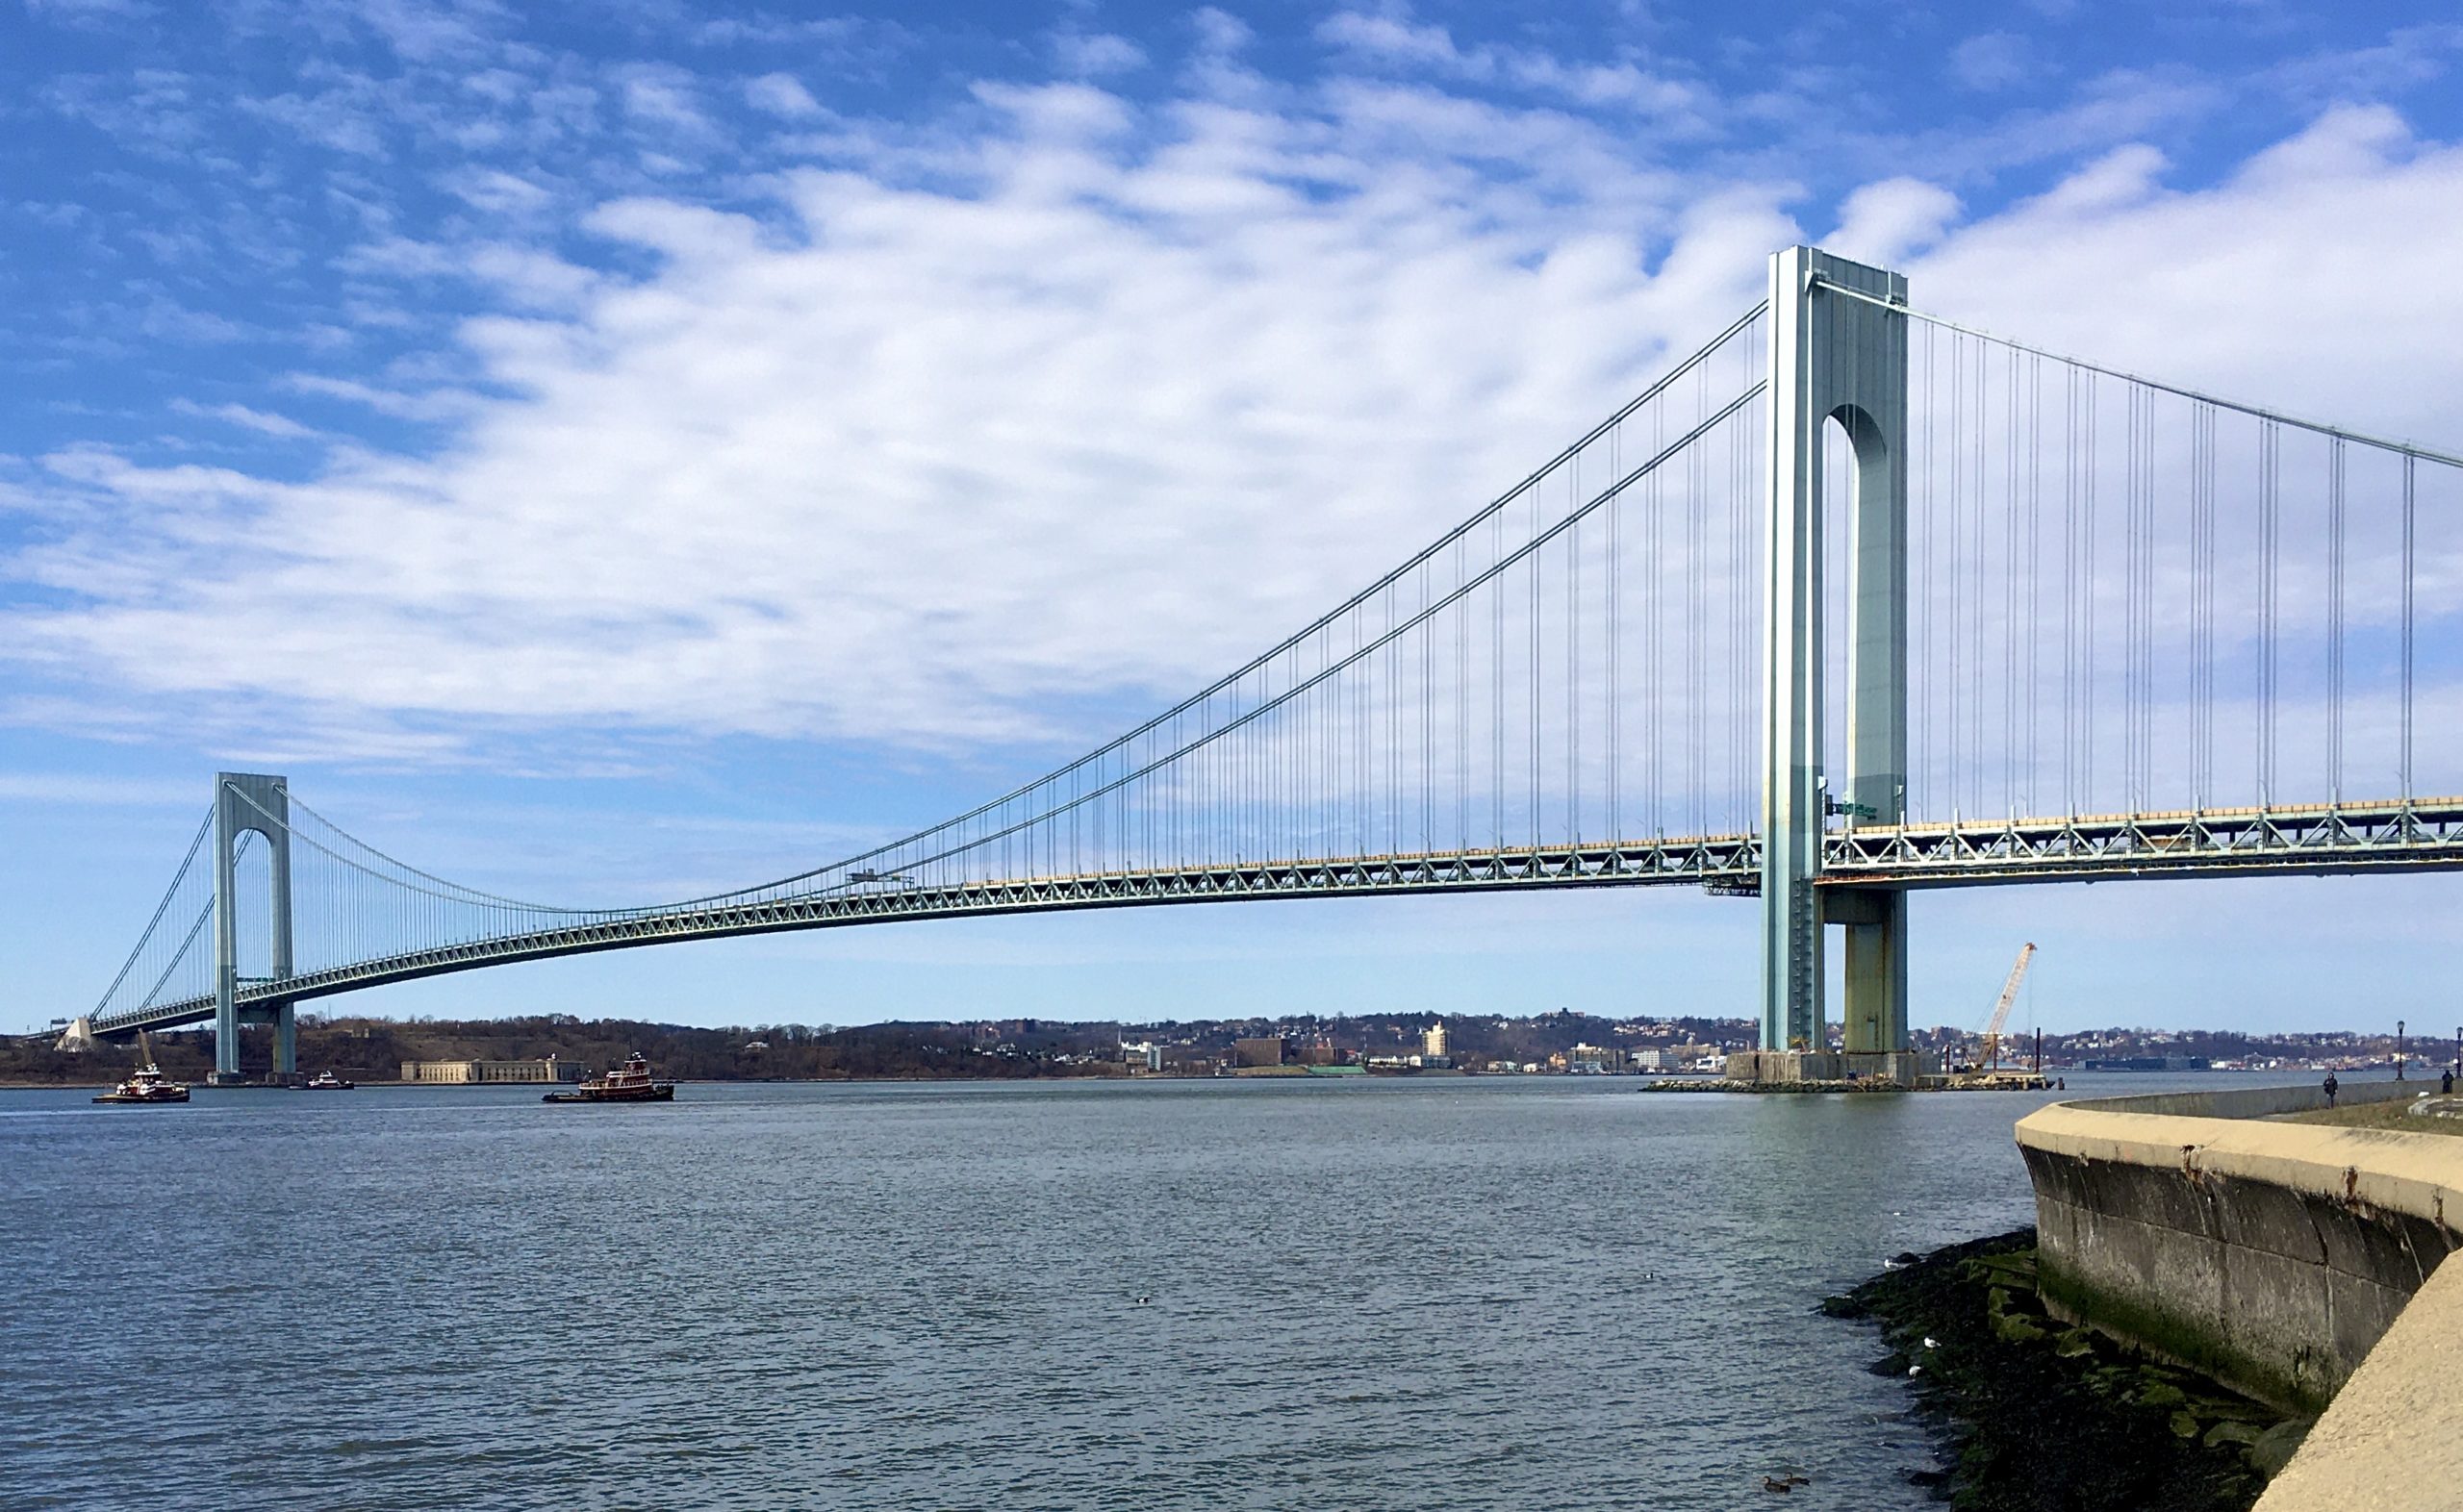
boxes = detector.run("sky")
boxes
[5,0,2463,1039]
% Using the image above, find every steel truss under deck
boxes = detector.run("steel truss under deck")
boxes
[1822,795,2463,887]
[84,794,2463,1041]
[89,832,1764,1038]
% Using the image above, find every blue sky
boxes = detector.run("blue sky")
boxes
[6,0,2463,1038]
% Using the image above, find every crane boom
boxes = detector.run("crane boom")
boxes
[1979,943,2037,1071]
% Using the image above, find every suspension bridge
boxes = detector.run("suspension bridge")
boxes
[51,247,2463,1084]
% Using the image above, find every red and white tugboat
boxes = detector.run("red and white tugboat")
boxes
[93,1036,190,1105]
[543,1052,675,1103]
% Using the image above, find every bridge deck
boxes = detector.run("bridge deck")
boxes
[86,794,2463,1038]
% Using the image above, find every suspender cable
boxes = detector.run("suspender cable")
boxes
[1948,332,1964,819]
[1649,395,1663,835]
[1422,553,1433,854]
[1516,463,1536,846]
[1815,277,2463,467]
[2401,454,2417,803]
[2258,419,2280,806]
[2004,342,2019,816]
[1730,364,1748,828]
[1568,466,1581,844]
[2124,385,2143,810]
[1456,533,1468,851]
[2026,353,2042,817]
[1494,499,1506,849]
[2148,387,2161,807]
[1970,338,1987,818]
[2327,437,2346,807]
[2081,371,2097,813]
[2193,402,2217,810]
[1689,360,1707,835]
[1920,321,1936,815]
[1608,421,1620,841]
[2062,366,2077,815]
[886,384,1764,882]
[89,807,215,1018]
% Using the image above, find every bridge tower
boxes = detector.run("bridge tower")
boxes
[211,771,294,1086]
[1761,247,1910,1061]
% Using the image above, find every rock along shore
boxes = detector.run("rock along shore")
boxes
[1824,1229,2310,1510]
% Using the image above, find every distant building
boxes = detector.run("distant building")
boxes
[2081,1055,2211,1072]
[1635,1044,1719,1071]
[1568,1043,1624,1072]
[400,1056,585,1084]
[1422,1021,1449,1059]
[1233,1037,1290,1069]
[1121,1040,1162,1071]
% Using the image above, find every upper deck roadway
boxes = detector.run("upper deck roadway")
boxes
[77,794,2463,1041]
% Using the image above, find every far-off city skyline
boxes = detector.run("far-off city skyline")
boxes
[7,2,2462,1041]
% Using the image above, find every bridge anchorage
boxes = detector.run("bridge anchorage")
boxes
[63,247,2463,1080]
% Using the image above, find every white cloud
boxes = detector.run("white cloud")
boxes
[346,0,505,65]
[1191,8,1252,55]
[243,79,393,156]
[1825,177,1960,265]
[169,399,320,440]
[6,78,1778,759]
[443,167,558,214]
[0,771,197,807]
[1949,32,2034,93]
[10,36,2463,813]
[693,15,875,49]
[1314,6,1704,122]
[2267,22,2463,107]
[1317,12,1468,71]
[1054,33,1148,79]
[281,373,484,422]
[338,235,600,311]
[24,0,153,22]
[617,65,715,138]
[1910,106,2463,436]
[745,72,824,119]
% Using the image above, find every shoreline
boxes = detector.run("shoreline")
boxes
[1826,1229,2307,1510]
[0,1071,1417,1090]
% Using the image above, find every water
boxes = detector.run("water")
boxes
[1,1072,2251,1509]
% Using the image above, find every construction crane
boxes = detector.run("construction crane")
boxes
[1976,943,2038,1072]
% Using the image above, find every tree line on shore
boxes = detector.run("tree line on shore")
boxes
[1,1006,2425,1084]
[0,1015,1120,1084]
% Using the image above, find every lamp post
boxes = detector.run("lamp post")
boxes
[2397,1020,2405,1080]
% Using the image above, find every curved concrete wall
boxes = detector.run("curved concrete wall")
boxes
[2015,1081,2459,1413]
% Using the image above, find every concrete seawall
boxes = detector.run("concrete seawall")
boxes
[2017,1080,2454,1410]
[2014,1081,2463,1508]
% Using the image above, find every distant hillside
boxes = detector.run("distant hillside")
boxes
[0,1014,1128,1085]
[4,1008,2429,1086]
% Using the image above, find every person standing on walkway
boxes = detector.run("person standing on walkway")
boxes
[2323,1072,2340,1107]
[2443,1068,2453,1096]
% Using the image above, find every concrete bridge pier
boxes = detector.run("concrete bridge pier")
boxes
[273,1000,296,1081]
[211,772,293,1086]
[1828,884,1908,1055]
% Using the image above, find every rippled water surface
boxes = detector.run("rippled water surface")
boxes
[1,1072,2242,1509]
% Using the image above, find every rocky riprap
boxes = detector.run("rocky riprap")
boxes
[1823,1230,2310,1510]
